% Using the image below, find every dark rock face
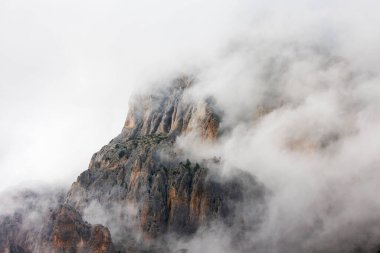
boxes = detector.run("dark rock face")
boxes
[0,190,63,253]
[66,77,264,251]
[0,213,30,253]
[0,77,265,253]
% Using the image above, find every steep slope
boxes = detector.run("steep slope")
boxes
[2,76,378,253]
[0,77,264,253]
[0,190,115,253]
[65,77,264,252]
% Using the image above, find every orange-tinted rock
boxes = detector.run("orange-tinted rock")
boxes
[48,205,115,253]
[0,77,263,253]
[64,80,264,251]
[121,77,219,141]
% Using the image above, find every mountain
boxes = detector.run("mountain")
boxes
[0,77,265,253]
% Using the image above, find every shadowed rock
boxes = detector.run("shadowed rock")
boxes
[64,77,264,252]
[0,77,264,253]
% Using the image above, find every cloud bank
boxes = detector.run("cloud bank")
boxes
[2,0,380,252]
[171,1,380,252]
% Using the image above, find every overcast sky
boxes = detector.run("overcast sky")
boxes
[0,0,255,190]
[1,0,378,192]
[3,1,380,251]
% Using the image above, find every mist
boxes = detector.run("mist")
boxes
[0,0,246,190]
[2,0,380,252]
[172,1,380,252]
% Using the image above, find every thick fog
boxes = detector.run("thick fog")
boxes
[0,0,246,190]
[172,1,380,252]
[1,0,380,252]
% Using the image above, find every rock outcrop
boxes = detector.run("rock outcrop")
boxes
[0,191,115,253]
[65,77,264,252]
[122,76,220,140]
[0,77,265,253]
[44,205,114,253]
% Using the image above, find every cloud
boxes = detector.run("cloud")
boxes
[2,0,380,252]
[169,1,380,252]
[82,200,142,250]
[0,0,255,191]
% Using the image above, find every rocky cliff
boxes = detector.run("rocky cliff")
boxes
[0,77,264,253]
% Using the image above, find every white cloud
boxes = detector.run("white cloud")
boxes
[2,0,380,251]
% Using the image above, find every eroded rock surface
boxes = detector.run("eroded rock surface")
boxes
[42,205,115,253]
[123,77,219,140]
[0,77,264,253]
[65,77,264,252]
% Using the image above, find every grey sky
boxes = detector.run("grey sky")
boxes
[1,0,379,192]
[0,0,252,190]
[2,1,380,251]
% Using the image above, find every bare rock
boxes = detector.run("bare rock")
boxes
[65,78,265,252]
[0,77,264,253]
[43,205,115,253]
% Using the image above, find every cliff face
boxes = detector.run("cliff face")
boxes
[0,204,114,253]
[65,77,264,252]
[122,76,219,140]
[0,77,264,253]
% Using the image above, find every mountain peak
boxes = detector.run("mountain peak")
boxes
[122,76,219,140]
[0,76,263,253]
